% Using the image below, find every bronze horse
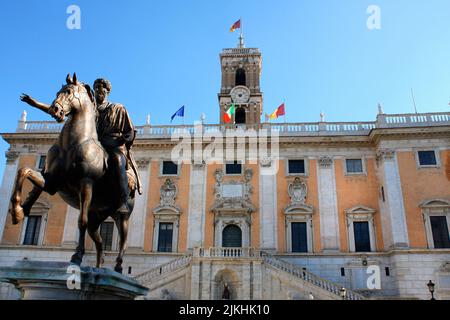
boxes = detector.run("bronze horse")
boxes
[9,73,137,273]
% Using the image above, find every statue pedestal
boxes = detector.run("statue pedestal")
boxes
[0,260,148,300]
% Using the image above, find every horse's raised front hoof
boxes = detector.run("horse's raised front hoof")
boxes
[10,206,24,225]
[70,253,83,266]
[114,265,123,274]
[22,204,31,218]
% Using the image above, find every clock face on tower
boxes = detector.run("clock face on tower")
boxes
[230,86,250,104]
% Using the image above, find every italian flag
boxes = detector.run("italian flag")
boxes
[224,104,235,123]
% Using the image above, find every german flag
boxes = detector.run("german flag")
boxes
[230,19,241,32]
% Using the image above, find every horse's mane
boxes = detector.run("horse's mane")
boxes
[59,81,99,119]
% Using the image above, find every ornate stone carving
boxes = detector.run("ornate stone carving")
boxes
[243,169,253,200]
[318,156,333,168]
[153,178,180,215]
[440,262,450,272]
[214,169,224,200]
[5,150,19,164]
[259,155,272,167]
[288,177,307,205]
[159,178,177,207]
[23,144,37,153]
[211,168,255,214]
[284,177,313,216]
[376,149,396,163]
[192,159,206,168]
[136,158,150,169]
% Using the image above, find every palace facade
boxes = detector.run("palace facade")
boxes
[0,43,450,300]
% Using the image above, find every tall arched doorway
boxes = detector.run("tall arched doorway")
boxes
[222,225,242,247]
[235,107,246,124]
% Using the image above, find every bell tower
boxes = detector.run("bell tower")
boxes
[218,42,263,124]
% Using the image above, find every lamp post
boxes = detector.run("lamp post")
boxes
[339,287,347,300]
[427,280,435,300]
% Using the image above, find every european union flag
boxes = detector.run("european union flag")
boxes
[170,105,185,122]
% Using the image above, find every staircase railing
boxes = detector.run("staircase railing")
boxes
[260,251,366,300]
[134,253,192,285]
[193,247,261,258]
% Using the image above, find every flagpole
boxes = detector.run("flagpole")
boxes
[411,88,418,114]
[240,17,244,48]
[284,99,286,123]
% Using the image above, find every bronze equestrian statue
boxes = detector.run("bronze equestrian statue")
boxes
[10,73,141,273]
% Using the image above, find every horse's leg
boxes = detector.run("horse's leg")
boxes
[9,168,46,225]
[21,186,43,217]
[87,213,104,268]
[113,214,129,274]
[70,218,87,265]
[70,178,93,266]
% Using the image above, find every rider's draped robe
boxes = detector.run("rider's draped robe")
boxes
[96,101,142,194]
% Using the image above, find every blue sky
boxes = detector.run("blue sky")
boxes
[0,0,449,178]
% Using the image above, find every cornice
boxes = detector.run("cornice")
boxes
[2,125,449,150]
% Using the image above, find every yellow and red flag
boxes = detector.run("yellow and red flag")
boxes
[230,19,241,32]
[268,103,285,120]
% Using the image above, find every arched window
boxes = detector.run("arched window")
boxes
[235,68,246,86]
[222,225,242,247]
[235,107,246,124]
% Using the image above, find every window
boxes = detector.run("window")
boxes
[157,222,173,252]
[23,216,42,245]
[162,161,178,175]
[418,151,437,166]
[288,159,305,175]
[346,159,363,174]
[225,161,242,175]
[100,222,114,251]
[346,206,376,252]
[222,225,242,247]
[284,204,314,253]
[430,216,450,249]
[235,68,246,86]
[353,221,371,252]
[291,222,308,253]
[421,199,450,249]
[38,155,46,170]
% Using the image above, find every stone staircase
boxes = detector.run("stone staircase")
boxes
[133,247,366,300]
[260,252,366,300]
[134,253,192,285]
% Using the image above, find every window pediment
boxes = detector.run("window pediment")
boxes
[153,206,181,216]
[419,199,450,208]
[284,203,314,216]
[345,205,376,215]
[31,201,50,213]
[345,206,376,222]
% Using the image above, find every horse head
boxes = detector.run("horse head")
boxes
[49,73,95,122]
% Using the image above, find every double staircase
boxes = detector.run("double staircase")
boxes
[133,247,366,300]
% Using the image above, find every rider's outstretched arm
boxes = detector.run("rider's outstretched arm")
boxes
[20,94,51,114]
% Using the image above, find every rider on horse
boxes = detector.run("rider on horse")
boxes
[93,78,142,213]
[20,78,142,214]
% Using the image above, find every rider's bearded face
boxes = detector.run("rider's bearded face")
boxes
[94,84,108,105]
